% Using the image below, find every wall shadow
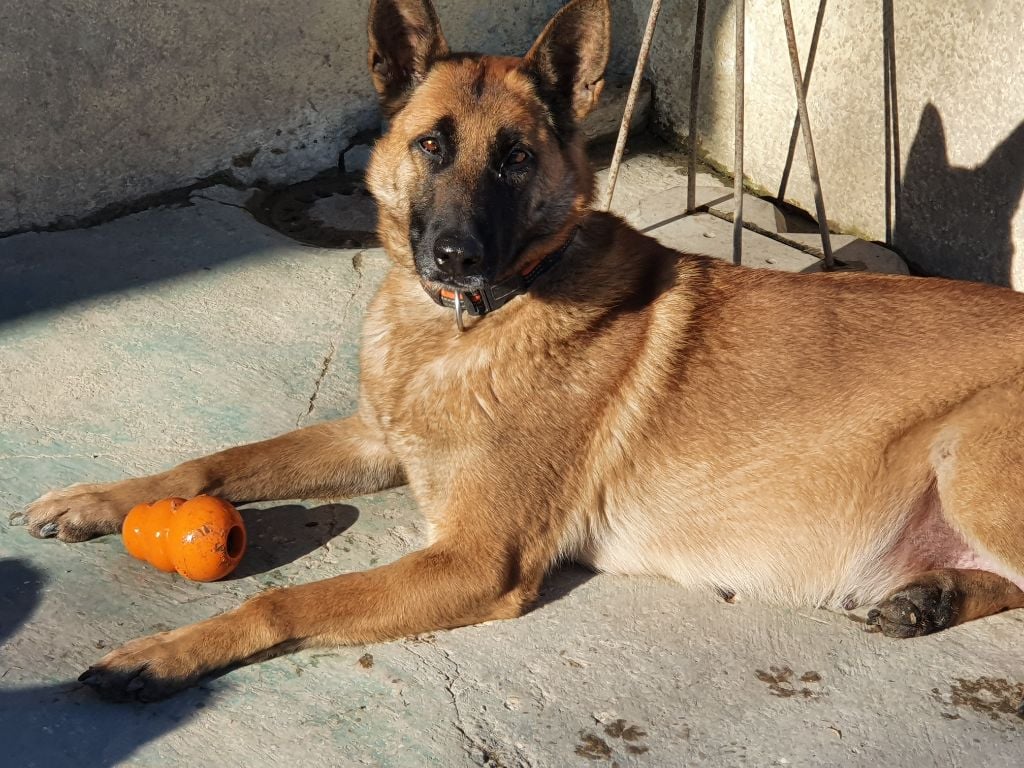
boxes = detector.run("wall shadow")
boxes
[0,198,285,327]
[0,558,214,767]
[895,105,1024,285]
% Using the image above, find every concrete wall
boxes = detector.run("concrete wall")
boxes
[4,1,1021,288]
[636,0,1024,286]
[0,0,571,233]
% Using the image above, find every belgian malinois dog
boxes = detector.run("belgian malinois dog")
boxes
[21,0,1024,701]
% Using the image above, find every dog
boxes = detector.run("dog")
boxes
[21,0,1024,702]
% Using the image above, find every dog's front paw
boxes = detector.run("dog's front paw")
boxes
[79,628,207,702]
[16,483,129,542]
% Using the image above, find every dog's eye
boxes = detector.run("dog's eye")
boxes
[504,146,531,168]
[418,137,442,156]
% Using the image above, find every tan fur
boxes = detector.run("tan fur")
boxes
[22,0,1024,699]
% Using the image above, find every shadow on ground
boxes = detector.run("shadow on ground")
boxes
[0,558,216,768]
[0,198,288,328]
[537,564,595,609]
[230,502,360,579]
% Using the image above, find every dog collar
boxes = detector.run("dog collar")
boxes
[426,227,578,331]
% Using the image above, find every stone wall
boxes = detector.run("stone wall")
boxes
[0,0,571,233]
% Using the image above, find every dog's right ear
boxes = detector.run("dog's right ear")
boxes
[367,0,450,117]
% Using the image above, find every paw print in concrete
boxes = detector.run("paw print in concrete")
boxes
[932,677,1024,722]
[755,666,824,699]
[575,718,650,762]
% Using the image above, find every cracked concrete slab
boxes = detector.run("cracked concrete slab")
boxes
[1,161,1020,768]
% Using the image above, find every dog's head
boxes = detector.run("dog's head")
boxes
[365,0,610,292]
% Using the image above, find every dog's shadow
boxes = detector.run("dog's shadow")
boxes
[536,563,596,608]
[229,502,360,579]
[0,558,218,768]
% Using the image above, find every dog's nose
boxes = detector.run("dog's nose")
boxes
[433,232,483,277]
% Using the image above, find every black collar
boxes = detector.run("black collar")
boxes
[425,227,578,320]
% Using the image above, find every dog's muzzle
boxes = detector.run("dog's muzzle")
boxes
[423,227,578,331]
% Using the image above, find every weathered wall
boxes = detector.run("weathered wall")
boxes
[0,0,577,234]
[4,1,1020,288]
[636,0,1024,286]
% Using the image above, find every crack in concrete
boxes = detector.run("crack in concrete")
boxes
[0,453,117,462]
[190,193,250,212]
[403,643,481,760]
[0,170,251,239]
[403,642,531,768]
[297,260,364,426]
[301,340,338,424]
[437,647,474,751]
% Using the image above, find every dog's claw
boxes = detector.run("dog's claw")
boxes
[39,522,60,538]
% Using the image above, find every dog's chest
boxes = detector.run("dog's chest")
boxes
[362,311,599,500]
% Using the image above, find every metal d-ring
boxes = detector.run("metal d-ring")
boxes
[453,291,466,332]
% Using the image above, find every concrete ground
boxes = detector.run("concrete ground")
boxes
[1,150,1022,768]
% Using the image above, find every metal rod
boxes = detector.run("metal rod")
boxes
[777,0,827,201]
[780,0,834,269]
[732,0,745,266]
[602,0,663,211]
[882,0,901,245]
[687,0,708,212]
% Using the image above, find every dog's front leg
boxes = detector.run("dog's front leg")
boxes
[79,534,542,701]
[21,415,403,542]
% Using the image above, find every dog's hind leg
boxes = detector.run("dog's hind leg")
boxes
[20,415,403,542]
[869,381,1024,637]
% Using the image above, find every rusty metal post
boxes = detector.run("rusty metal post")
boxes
[780,0,835,269]
[733,0,745,266]
[687,0,708,213]
[603,0,664,211]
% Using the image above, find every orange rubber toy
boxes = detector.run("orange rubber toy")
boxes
[122,495,247,582]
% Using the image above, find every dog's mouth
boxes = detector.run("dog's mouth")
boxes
[418,270,492,293]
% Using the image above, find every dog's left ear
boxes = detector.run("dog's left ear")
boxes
[367,0,450,117]
[523,0,611,131]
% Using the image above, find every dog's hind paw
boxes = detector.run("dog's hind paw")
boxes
[867,583,957,638]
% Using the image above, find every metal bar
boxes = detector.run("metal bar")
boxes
[780,0,834,269]
[882,4,893,244]
[777,0,827,201]
[733,0,745,266]
[882,0,901,245]
[687,0,708,212]
[602,0,664,211]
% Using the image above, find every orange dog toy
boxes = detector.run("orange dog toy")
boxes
[122,496,246,582]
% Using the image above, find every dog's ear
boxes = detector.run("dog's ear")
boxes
[367,0,450,117]
[523,0,610,133]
